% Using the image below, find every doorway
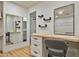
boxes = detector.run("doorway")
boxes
[30,11,36,45]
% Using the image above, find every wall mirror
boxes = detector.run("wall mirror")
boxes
[54,4,74,36]
[5,14,27,46]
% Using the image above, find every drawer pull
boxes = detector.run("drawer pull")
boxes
[34,44,38,46]
[34,51,38,54]
[34,38,38,40]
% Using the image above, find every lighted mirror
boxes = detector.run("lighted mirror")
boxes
[54,4,74,36]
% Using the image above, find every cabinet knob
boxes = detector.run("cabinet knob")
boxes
[34,44,38,46]
[34,51,38,54]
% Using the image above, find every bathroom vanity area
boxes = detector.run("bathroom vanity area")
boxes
[31,33,79,57]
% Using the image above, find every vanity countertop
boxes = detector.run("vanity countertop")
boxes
[32,33,79,42]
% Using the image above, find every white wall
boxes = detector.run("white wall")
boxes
[3,1,29,52]
[4,2,28,17]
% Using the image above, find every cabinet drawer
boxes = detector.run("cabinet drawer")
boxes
[31,43,42,52]
[31,40,42,47]
[31,42,40,47]
[31,37,42,43]
[31,48,42,57]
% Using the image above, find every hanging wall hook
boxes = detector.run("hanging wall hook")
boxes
[43,17,51,21]
[38,24,47,28]
[38,14,44,18]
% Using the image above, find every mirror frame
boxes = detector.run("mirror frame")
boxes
[54,4,75,36]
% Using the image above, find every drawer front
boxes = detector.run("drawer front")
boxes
[31,40,42,47]
[31,37,42,43]
[31,43,42,52]
[31,48,42,57]
[31,42,40,47]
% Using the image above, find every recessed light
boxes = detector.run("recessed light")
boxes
[58,10,63,15]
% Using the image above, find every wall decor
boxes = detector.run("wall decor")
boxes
[16,27,20,29]
[43,17,51,21]
[18,21,20,23]
[15,21,20,25]
[38,24,47,28]
[15,21,21,30]
[16,23,19,25]
[38,14,44,18]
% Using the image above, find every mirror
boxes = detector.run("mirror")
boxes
[5,14,27,45]
[54,4,74,36]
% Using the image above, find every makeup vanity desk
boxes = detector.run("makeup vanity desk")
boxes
[31,33,79,57]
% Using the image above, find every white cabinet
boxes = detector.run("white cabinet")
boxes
[31,37,48,57]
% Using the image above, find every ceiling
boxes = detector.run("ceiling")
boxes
[12,1,41,8]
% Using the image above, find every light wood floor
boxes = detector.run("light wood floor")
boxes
[0,47,31,57]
